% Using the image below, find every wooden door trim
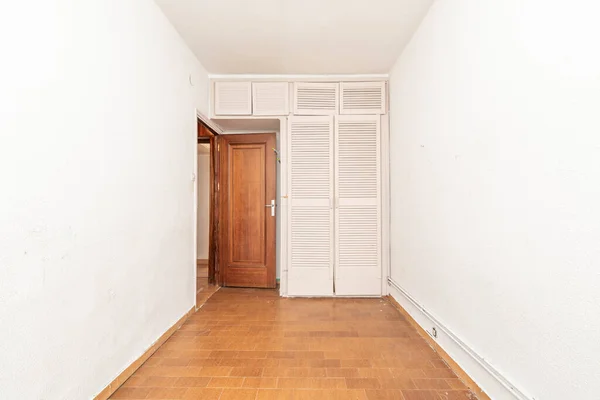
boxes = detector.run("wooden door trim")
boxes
[218,133,277,288]
[198,121,219,285]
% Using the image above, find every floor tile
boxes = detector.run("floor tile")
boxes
[423,369,457,379]
[229,367,263,377]
[172,377,211,388]
[219,389,258,400]
[341,359,372,368]
[326,368,360,377]
[283,367,327,377]
[242,377,278,388]
[378,378,417,390]
[256,389,295,400]
[198,366,233,377]
[444,379,468,390]
[137,377,178,387]
[206,377,244,388]
[401,390,441,400]
[436,391,476,400]
[293,389,369,400]
[181,388,222,400]
[365,389,406,400]
[145,387,188,399]
[110,387,151,399]
[277,377,346,389]
[346,378,382,389]
[413,379,452,390]
[358,368,394,379]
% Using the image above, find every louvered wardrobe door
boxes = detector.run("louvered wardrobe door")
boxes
[334,115,381,296]
[288,116,334,296]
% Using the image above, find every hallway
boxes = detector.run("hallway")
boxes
[111,289,475,400]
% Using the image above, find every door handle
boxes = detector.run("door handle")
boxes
[265,199,275,217]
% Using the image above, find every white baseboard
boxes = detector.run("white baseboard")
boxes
[388,278,531,400]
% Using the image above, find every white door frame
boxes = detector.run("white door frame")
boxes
[380,113,390,296]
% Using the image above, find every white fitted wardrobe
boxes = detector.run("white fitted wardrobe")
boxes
[211,79,386,297]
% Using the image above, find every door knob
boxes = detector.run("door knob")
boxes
[265,199,275,217]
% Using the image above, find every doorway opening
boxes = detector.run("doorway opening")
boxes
[196,120,278,306]
[196,121,219,306]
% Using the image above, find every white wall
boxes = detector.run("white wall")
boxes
[388,1,600,399]
[197,151,210,259]
[0,0,208,398]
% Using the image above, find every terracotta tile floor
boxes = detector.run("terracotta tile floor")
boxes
[111,288,477,400]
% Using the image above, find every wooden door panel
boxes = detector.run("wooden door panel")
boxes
[230,145,265,264]
[220,133,276,288]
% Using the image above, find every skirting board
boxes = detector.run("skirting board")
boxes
[93,306,196,400]
[387,278,530,400]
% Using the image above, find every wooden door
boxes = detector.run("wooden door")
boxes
[219,133,277,288]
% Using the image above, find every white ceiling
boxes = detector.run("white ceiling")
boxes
[154,0,433,74]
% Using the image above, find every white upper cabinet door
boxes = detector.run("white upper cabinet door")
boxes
[334,115,382,296]
[252,82,289,116]
[214,81,252,115]
[293,82,339,115]
[340,81,386,115]
[287,116,335,296]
